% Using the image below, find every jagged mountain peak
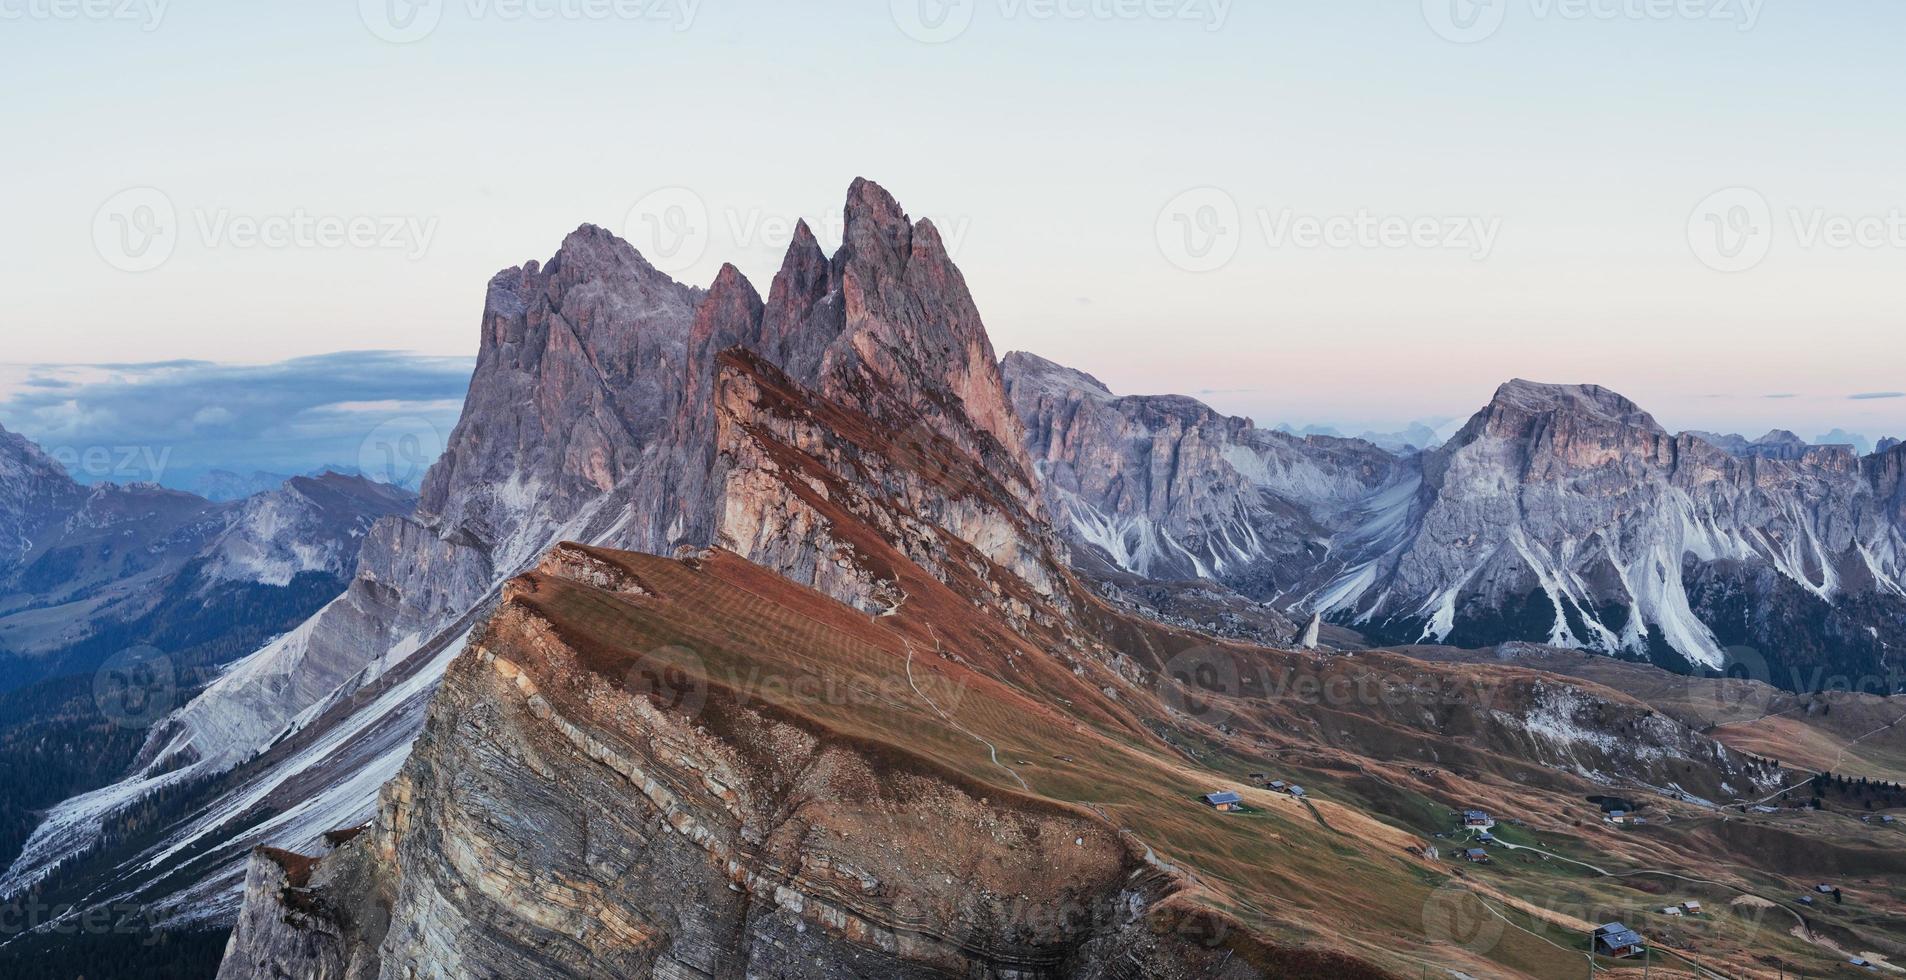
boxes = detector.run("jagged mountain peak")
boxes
[1481,378,1665,432]
[0,423,74,486]
[702,261,762,309]
[0,424,84,568]
[999,350,1115,401]
[840,176,913,261]
[817,180,1031,484]
[545,221,669,280]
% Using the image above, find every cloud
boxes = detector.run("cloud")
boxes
[0,352,472,489]
[1850,392,1905,401]
[1763,393,1798,400]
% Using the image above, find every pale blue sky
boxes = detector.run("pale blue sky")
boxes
[3,0,1903,442]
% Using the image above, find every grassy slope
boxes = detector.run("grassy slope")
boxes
[516,546,1781,978]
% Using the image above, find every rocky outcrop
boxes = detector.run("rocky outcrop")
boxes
[0,223,707,914]
[1007,361,1906,689]
[0,468,416,691]
[1687,427,1817,460]
[212,546,1307,979]
[0,424,82,571]
[6,179,1083,928]
[1002,351,1405,600]
[1316,380,1906,686]
[201,474,419,587]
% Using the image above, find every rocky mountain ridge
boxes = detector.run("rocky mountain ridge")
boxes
[0,463,416,694]
[1011,363,1906,689]
[0,425,84,572]
[0,179,1078,931]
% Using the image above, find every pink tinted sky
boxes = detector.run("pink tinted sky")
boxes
[4,1,1902,442]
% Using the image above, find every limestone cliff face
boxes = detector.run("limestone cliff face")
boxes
[1006,360,1906,689]
[674,182,1067,623]
[214,549,1262,980]
[1328,380,1906,683]
[712,349,1064,624]
[1002,351,1404,597]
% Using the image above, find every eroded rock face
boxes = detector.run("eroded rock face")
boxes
[1007,361,1906,689]
[0,424,82,571]
[1323,380,1906,684]
[12,179,1088,926]
[218,553,1259,980]
[0,214,722,912]
[1002,350,1404,598]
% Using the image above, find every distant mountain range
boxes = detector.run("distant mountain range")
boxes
[1010,361,1906,689]
[0,436,416,694]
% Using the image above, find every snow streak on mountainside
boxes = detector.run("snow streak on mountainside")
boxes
[1008,364,1906,687]
[1003,352,1406,595]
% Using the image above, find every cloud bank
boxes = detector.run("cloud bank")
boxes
[0,352,472,491]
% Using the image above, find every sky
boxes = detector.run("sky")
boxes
[0,354,471,489]
[3,0,1903,479]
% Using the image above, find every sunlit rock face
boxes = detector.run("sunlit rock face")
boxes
[1009,364,1906,690]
